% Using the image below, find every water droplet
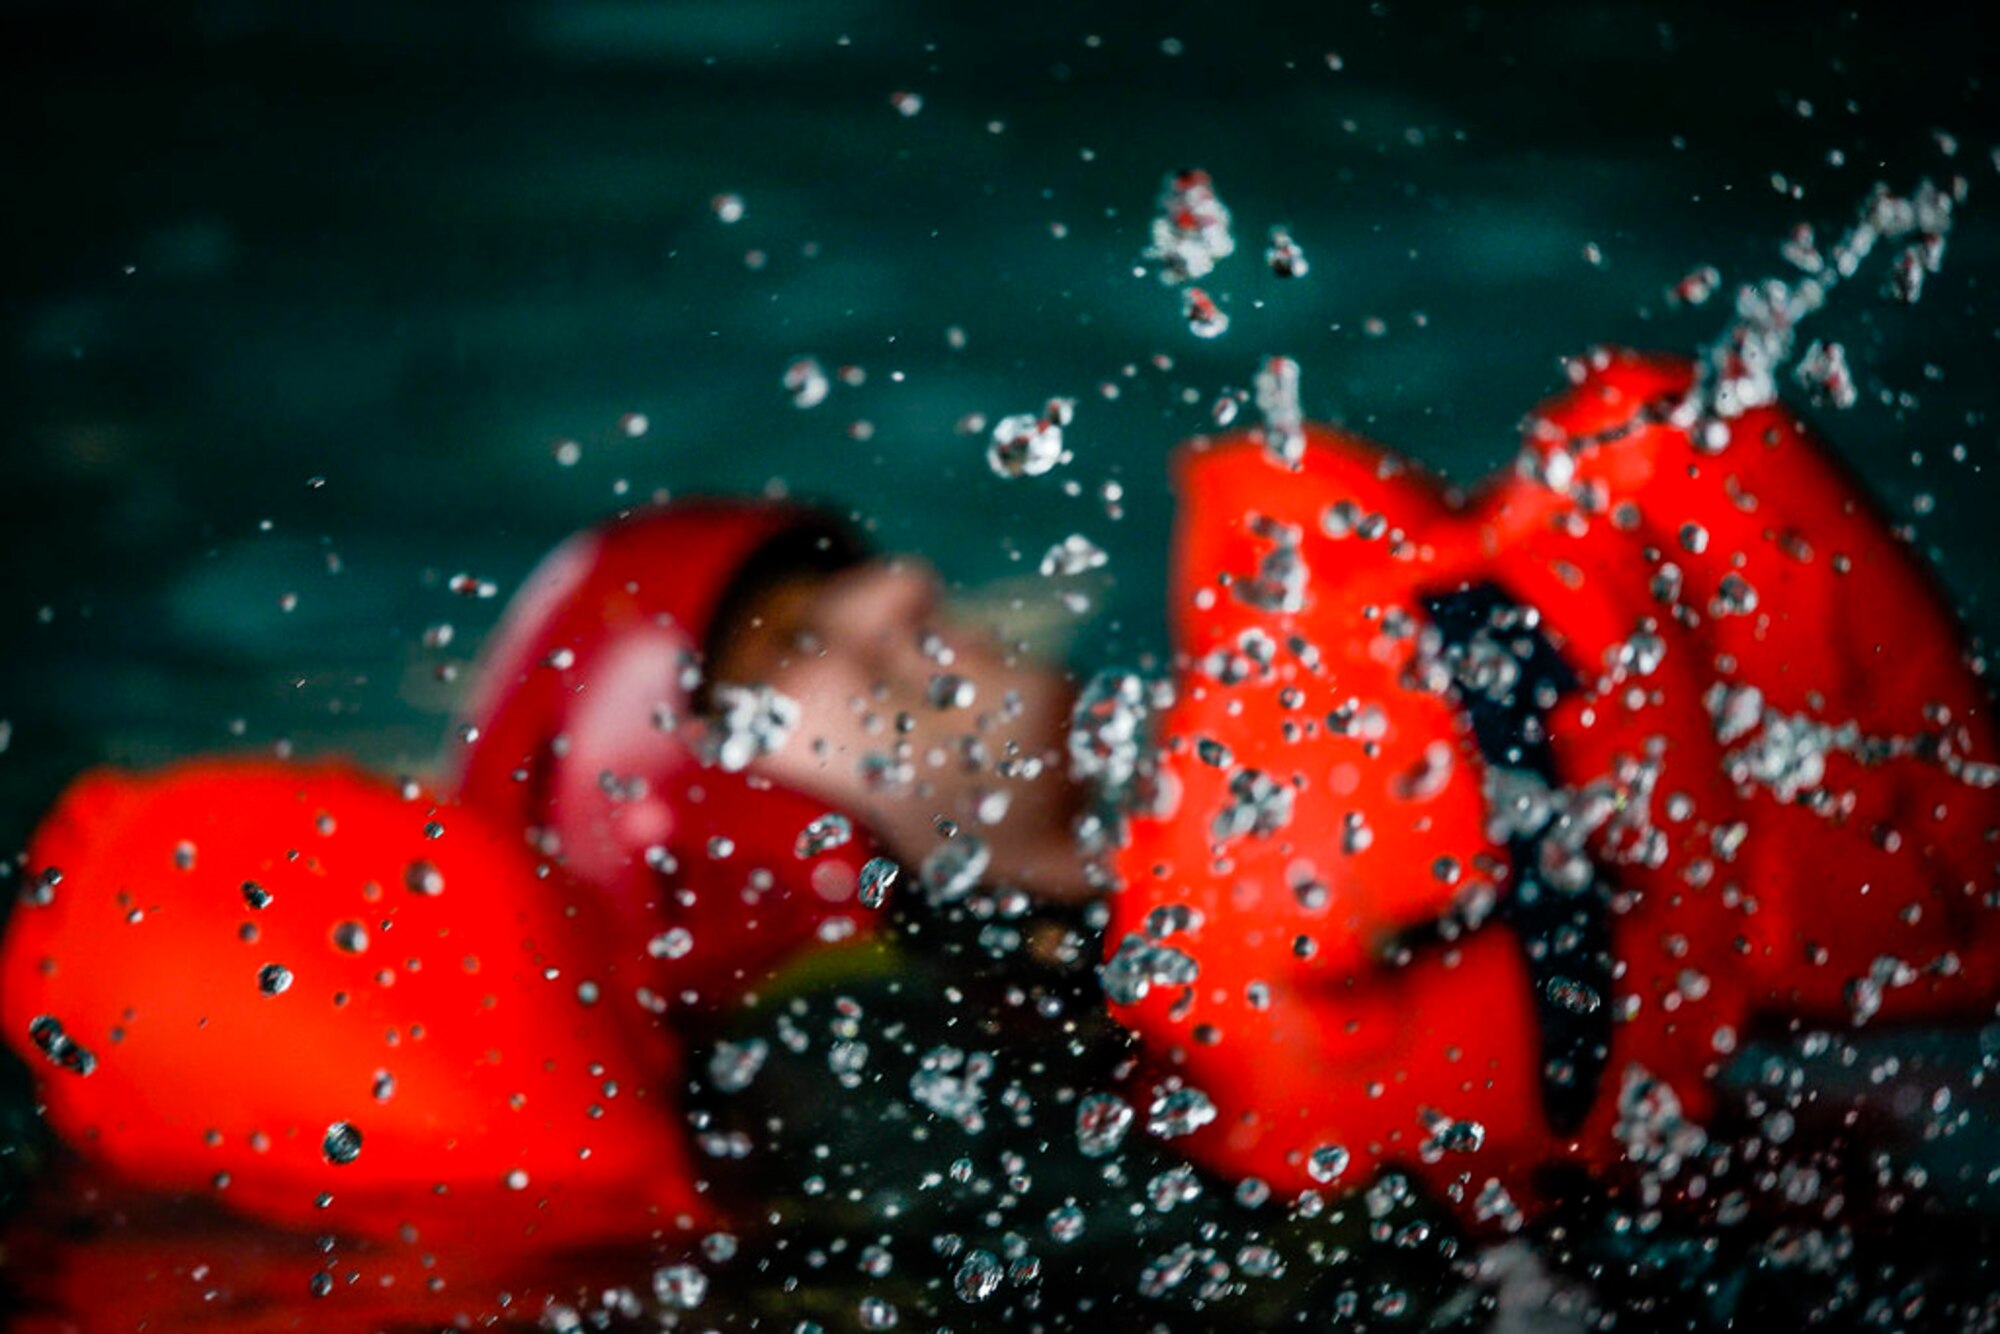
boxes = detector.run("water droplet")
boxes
[1254,356,1306,466]
[908,1046,992,1132]
[784,356,830,409]
[986,412,1066,479]
[857,1295,900,1329]
[1545,976,1601,1015]
[919,836,989,904]
[926,674,976,709]
[240,880,272,910]
[1099,933,1199,1004]
[1075,1092,1134,1157]
[331,920,369,954]
[1307,1144,1350,1183]
[1211,768,1294,841]
[1182,286,1229,338]
[794,812,853,859]
[322,1121,363,1165]
[28,1015,96,1077]
[1670,264,1721,307]
[1040,534,1108,579]
[1033,1203,1084,1253]
[1794,339,1858,408]
[653,1262,708,1310]
[1147,1086,1217,1138]
[404,860,444,896]
[1265,226,1309,278]
[649,926,695,960]
[703,683,800,772]
[858,856,899,909]
[1421,1111,1486,1155]
[257,963,294,997]
[711,192,745,224]
[708,1038,770,1093]
[1145,168,1235,284]
[1146,1163,1202,1212]
[954,1249,1003,1303]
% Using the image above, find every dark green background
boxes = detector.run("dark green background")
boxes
[4,0,1996,848]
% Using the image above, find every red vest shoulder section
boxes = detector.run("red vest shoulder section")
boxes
[1111,425,1524,1202]
[1107,349,2000,1220]
[1480,348,2000,1007]
[0,759,713,1249]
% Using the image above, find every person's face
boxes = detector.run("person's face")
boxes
[710,558,1077,878]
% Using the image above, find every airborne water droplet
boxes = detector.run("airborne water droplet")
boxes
[794,812,854,859]
[1307,1144,1350,1183]
[858,856,900,909]
[708,1038,770,1093]
[1265,226,1309,278]
[28,1015,96,1077]
[1254,356,1306,467]
[919,836,989,904]
[857,1296,900,1329]
[653,1262,708,1310]
[1075,1092,1134,1157]
[649,926,695,960]
[784,355,830,409]
[1148,1086,1218,1138]
[257,963,294,996]
[986,412,1066,479]
[1047,1202,1087,1242]
[1545,976,1602,1015]
[1040,534,1109,578]
[1182,286,1229,338]
[322,1121,363,1165]
[1144,168,1235,284]
[954,1249,1003,1303]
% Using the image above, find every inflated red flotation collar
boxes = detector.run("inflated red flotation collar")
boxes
[0,760,711,1249]
[1107,348,2000,1222]
[453,501,882,1021]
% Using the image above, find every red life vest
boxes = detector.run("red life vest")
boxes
[0,760,713,1249]
[1106,347,2000,1221]
[1,503,887,1264]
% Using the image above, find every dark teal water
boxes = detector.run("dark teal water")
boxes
[5,1,1996,838]
[3,1,1998,1323]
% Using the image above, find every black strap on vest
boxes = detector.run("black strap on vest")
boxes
[1421,583,1614,1136]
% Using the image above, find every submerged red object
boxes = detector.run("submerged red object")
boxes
[1107,348,2000,1219]
[0,759,713,1250]
[452,500,882,1017]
